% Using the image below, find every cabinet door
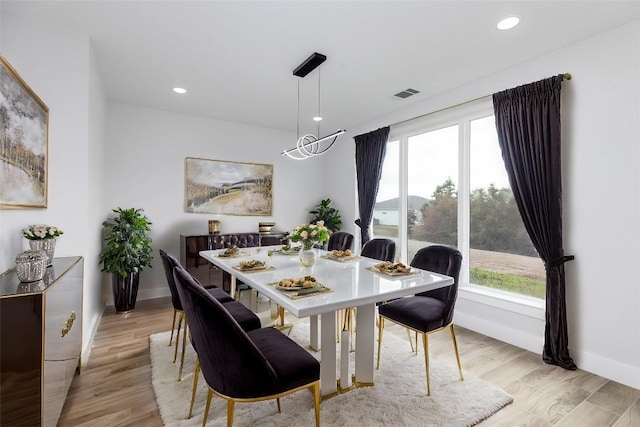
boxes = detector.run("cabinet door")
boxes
[43,260,83,427]
[182,236,211,285]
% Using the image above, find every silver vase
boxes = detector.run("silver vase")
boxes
[29,239,57,265]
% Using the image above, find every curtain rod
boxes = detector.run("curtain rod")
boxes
[390,73,571,128]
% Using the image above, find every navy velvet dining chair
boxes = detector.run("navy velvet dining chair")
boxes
[376,245,464,396]
[173,266,321,427]
[327,231,354,251]
[360,238,396,262]
[339,238,396,341]
[159,250,260,381]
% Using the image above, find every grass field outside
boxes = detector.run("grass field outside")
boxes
[372,224,545,299]
[470,268,545,298]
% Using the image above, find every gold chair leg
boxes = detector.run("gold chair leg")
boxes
[227,399,235,427]
[188,358,200,419]
[450,324,464,381]
[312,382,320,427]
[202,389,213,427]
[178,319,188,381]
[173,312,183,363]
[376,316,384,370]
[276,397,281,413]
[422,332,430,396]
[406,328,415,353]
[169,310,177,346]
[415,331,418,354]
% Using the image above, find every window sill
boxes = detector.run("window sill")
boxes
[459,283,545,320]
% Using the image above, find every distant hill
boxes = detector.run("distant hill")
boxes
[375,195,429,211]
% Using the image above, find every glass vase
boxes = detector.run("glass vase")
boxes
[29,238,57,266]
[299,244,316,268]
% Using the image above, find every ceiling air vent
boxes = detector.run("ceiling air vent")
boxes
[394,88,420,99]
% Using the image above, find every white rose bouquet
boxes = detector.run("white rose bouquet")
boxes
[22,224,64,240]
[289,221,330,250]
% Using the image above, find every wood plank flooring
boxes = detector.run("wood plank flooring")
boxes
[58,296,639,426]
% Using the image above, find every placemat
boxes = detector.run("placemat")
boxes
[269,283,332,299]
[216,251,250,258]
[321,254,361,263]
[365,266,421,277]
[232,265,276,274]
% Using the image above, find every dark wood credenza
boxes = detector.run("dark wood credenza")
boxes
[180,233,286,292]
[0,256,84,427]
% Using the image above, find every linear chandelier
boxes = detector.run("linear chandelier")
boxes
[281,52,345,160]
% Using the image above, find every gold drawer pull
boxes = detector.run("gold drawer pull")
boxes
[61,311,76,337]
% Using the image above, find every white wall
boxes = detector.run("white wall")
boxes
[1,13,106,361]
[326,21,640,389]
[104,103,326,301]
[84,44,107,362]
[4,7,637,390]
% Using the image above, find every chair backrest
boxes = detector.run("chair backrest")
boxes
[173,266,280,399]
[361,238,396,262]
[327,232,354,251]
[410,245,463,325]
[159,249,183,311]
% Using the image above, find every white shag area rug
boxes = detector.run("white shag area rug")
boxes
[150,321,512,427]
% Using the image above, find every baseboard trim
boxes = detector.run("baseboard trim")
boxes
[102,286,171,306]
[80,306,104,368]
[574,349,640,390]
[137,287,171,301]
[455,310,543,355]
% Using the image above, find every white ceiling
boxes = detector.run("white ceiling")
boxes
[4,1,640,135]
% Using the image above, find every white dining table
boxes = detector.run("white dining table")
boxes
[200,246,453,397]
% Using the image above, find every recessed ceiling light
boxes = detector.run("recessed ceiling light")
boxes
[497,16,520,30]
[173,87,187,94]
[313,116,323,122]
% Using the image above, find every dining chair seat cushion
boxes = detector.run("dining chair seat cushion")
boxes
[206,287,235,304]
[378,296,446,332]
[246,327,320,394]
[222,301,261,331]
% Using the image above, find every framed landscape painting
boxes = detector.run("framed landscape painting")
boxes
[0,55,49,209]
[185,157,273,216]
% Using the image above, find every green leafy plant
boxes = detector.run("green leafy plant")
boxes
[289,222,330,250]
[99,207,153,277]
[309,198,341,232]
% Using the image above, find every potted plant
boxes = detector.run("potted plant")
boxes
[99,207,152,313]
[309,198,342,232]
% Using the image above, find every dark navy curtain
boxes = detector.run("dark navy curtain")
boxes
[354,126,390,245]
[493,75,576,370]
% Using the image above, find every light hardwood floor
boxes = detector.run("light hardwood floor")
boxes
[59,296,639,427]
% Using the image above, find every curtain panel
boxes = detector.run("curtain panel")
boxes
[354,126,390,245]
[492,75,576,370]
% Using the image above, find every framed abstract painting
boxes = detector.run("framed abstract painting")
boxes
[0,55,49,209]
[184,157,273,216]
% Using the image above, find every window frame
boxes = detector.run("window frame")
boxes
[385,98,545,310]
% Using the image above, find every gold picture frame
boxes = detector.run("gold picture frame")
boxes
[184,157,273,216]
[0,55,49,209]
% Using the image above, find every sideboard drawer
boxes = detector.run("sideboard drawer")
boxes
[0,257,84,427]
[45,271,82,361]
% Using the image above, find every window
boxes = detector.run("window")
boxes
[407,125,458,262]
[377,101,545,299]
[373,140,399,247]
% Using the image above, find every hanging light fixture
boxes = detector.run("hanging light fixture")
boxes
[282,52,345,160]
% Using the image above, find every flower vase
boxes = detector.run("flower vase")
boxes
[299,244,316,267]
[29,239,57,265]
